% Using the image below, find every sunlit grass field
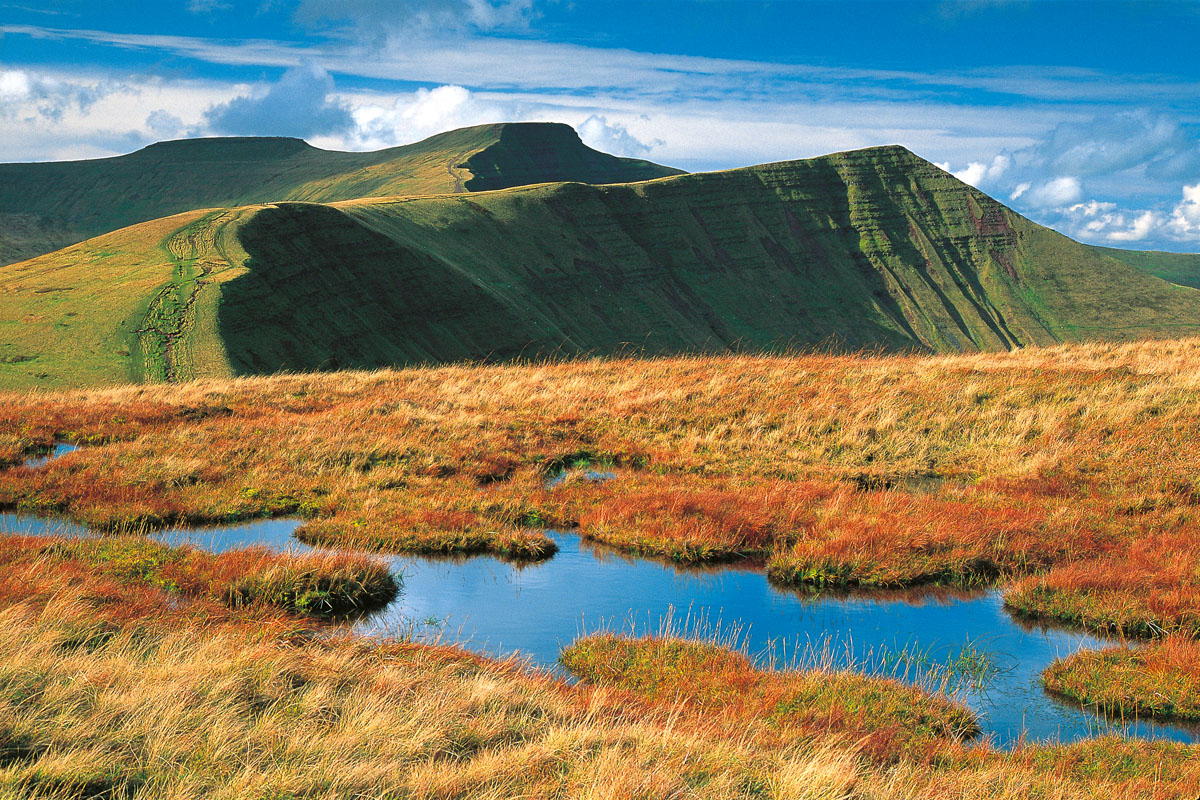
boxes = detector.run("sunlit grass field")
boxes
[4,338,1200,795]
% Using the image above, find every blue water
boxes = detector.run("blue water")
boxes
[3,508,1195,748]
[22,443,78,469]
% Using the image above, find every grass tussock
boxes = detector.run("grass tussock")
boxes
[560,634,980,760]
[2,535,397,618]
[295,511,557,561]
[1043,636,1200,723]
[1004,528,1200,638]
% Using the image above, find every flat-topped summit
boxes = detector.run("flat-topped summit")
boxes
[133,136,318,162]
[0,122,682,266]
[5,133,1199,389]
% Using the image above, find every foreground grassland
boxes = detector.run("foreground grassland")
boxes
[6,340,1200,794]
[3,544,1198,799]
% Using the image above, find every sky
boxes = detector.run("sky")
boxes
[2,0,1199,251]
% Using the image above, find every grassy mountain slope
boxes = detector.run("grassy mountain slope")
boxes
[0,123,682,266]
[1091,245,1200,289]
[217,146,1200,375]
[0,208,254,389]
[3,145,1199,388]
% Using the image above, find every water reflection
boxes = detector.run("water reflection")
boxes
[22,443,78,469]
[1,510,1195,748]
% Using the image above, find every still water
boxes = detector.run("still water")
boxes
[2,508,1195,748]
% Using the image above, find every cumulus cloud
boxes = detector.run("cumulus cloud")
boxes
[951,153,1009,187]
[0,66,122,122]
[203,62,353,138]
[1045,184,1200,247]
[1166,183,1200,242]
[345,84,503,149]
[1026,176,1082,208]
[577,115,658,158]
[1054,201,1162,244]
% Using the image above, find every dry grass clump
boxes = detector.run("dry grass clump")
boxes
[576,476,837,562]
[1005,528,1200,638]
[560,634,980,761]
[1043,637,1200,723]
[2,535,397,618]
[294,498,558,561]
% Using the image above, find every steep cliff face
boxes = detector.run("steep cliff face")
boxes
[215,146,1200,375]
[3,142,1196,388]
[0,123,681,265]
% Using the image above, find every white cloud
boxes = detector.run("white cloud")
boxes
[0,68,232,161]
[951,153,1009,187]
[1106,211,1162,242]
[0,64,126,123]
[204,62,353,138]
[344,84,503,149]
[1055,200,1159,244]
[1042,185,1200,247]
[1026,176,1082,208]
[1165,183,1200,242]
[1010,182,1031,200]
[577,114,657,158]
[0,69,32,99]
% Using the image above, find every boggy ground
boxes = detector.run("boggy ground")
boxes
[5,338,1200,727]
[1,533,1199,798]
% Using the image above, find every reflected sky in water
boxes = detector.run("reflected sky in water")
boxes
[3,511,1195,748]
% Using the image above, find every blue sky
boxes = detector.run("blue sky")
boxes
[2,0,1199,250]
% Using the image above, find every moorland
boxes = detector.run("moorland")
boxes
[4,124,1200,797]
[4,340,1200,795]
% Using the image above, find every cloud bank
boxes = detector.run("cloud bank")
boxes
[204,62,353,138]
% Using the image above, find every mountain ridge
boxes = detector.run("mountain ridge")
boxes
[3,141,1198,389]
[0,122,684,266]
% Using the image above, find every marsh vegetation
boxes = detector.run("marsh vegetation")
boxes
[5,338,1200,795]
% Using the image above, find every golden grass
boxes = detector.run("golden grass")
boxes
[1,539,1198,798]
[1044,637,1200,723]
[4,337,1200,595]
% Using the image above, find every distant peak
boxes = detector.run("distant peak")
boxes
[135,136,316,161]
[828,143,922,162]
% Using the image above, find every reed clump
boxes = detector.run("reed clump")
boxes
[1043,636,1200,723]
[560,634,981,761]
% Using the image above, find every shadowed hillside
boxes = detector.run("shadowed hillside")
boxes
[219,146,1200,374]
[3,144,1199,388]
[0,122,682,265]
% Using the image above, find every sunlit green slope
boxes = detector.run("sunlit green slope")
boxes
[1091,245,1200,290]
[0,122,682,266]
[3,145,1198,389]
